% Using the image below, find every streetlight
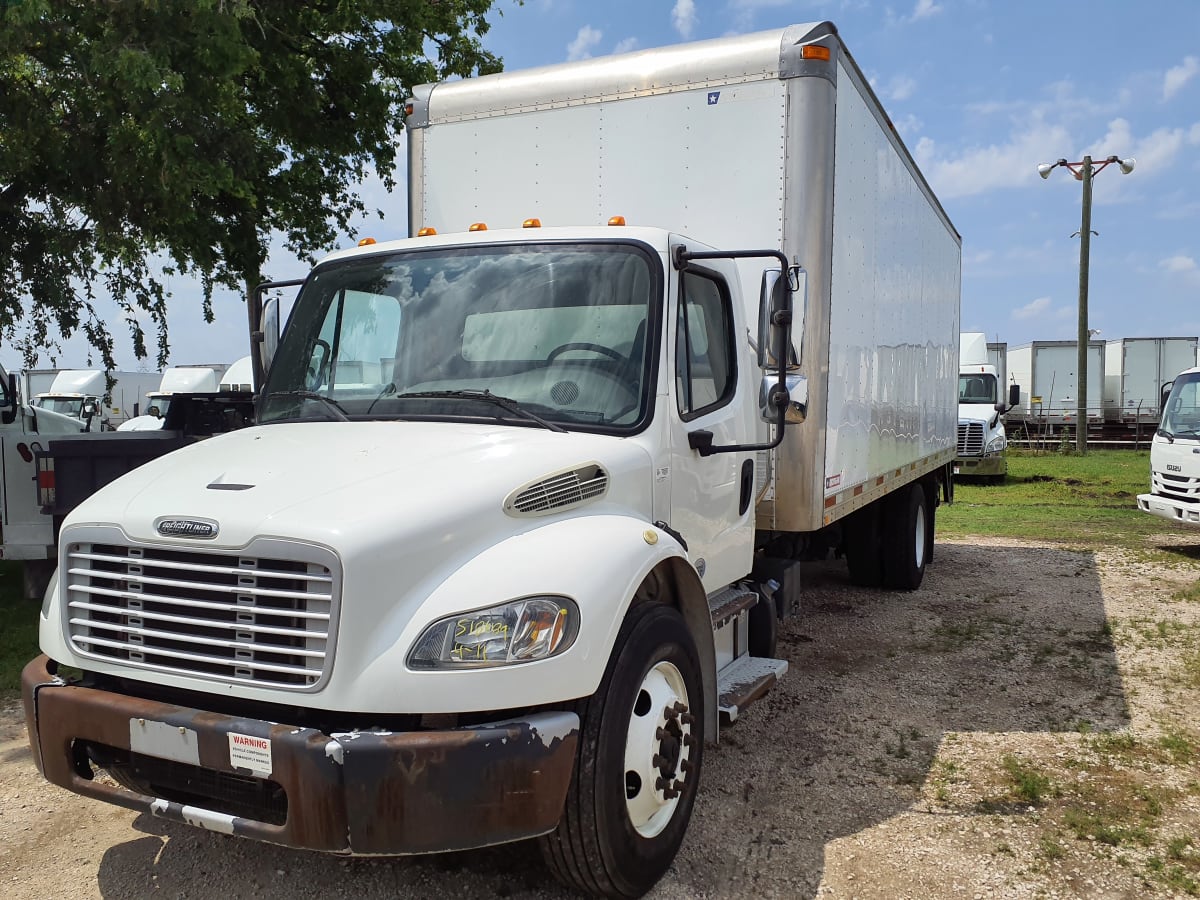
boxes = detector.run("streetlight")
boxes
[1037,154,1135,453]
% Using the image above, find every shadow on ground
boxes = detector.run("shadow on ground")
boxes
[95,542,1126,899]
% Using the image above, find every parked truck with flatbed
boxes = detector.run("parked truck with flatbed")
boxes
[23,22,959,897]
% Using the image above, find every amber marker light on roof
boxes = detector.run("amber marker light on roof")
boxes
[801,45,831,61]
[358,237,377,246]
[523,218,542,228]
[608,216,626,226]
[416,227,437,237]
[468,222,488,232]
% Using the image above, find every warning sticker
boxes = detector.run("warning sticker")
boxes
[228,732,272,777]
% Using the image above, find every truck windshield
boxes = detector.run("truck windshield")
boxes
[38,397,84,417]
[259,242,658,432]
[1160,373,1200,438]
[958,374,997,405]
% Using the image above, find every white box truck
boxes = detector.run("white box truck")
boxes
[23,23,959,897]
[1138,365,1200,525]
[955,333,1018,482]
[1103,337,1199,428]
[1008,340,1105,431]
[0,362,84,596]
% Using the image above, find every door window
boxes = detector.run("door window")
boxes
[676,271,735,420]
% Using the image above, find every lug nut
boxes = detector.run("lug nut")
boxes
[680,713,695,725]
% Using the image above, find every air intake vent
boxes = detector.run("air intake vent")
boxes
[505,464,609,516]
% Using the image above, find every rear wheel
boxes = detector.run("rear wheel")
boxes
[882,483,928,590]
[540,602,704,898]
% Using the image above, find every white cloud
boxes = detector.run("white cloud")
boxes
[910,0,942,21]
[914,121,1073,199]
[567,25,602,62]
[672,0,697,39]
[1161,255,1197,274]
[1013,297,1052,320]
[1164,56,1199,101]
[892,113,923,139]
[613,37,639,55]
[886,75,917,102]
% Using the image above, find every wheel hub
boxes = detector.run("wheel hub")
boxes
[624,662,695,838]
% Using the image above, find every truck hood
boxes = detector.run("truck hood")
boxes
[958,402,1002,424]
[65,421,654,550]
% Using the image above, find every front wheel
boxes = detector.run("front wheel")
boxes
[540,602,704,898]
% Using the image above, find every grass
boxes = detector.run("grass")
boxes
[0,561,37,696]
[938,449,1184,548]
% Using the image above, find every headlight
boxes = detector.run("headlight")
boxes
[408,596,580,669]
[986,435,1007,454]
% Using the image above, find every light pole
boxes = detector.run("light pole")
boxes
[1037,154,1134,453]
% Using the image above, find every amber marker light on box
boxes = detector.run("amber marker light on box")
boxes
[358,237,377,246]
[523,218,542,228]
[468,222,488,232]
[608,216,626,226]
[801,45,831,61]
[416,227,437,237]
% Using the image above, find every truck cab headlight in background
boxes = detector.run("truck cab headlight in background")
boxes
[986,435,1007,454]
[408,596,580,669]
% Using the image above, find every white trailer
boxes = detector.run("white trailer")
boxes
[1008,340,1105,430]
[1138,365,1200,525]
[24,23,959,897]
[1103,337,1199,427]
[21,369,58,402]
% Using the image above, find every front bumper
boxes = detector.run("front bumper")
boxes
[953,455,1006,477]
[1138,493,1200,525]
[22,655,579,854]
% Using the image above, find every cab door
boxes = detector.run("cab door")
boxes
[668,259,756,592]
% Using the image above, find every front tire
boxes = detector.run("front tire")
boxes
[540,602,704,898]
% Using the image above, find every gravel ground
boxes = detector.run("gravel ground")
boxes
[3,534,1199,899]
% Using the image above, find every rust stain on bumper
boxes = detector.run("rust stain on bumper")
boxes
[21,656,579,854]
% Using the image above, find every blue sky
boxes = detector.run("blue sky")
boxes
[49,0,1200,369]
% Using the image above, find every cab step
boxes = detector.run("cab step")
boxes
[717,655,788,724]
[707,586,758,627]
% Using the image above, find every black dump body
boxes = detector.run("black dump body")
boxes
[37,392,255,540]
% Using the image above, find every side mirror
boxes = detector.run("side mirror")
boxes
[1,373,16,425]
[760,373,808,424]
[756,268,803,370]
[82,400,97,432]
[259,297,280,379]
[1008,383,1020,409]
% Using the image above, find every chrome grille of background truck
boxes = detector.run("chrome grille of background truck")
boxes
[64,541,338,689]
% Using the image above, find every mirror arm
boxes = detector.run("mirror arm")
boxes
[249,278,304,392]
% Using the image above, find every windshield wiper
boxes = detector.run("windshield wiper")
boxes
[264,390,351,422]
[391,389,567,433]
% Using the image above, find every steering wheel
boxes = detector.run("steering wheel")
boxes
[546,342,627,365]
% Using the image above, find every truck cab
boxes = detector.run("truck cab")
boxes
[1138,365,1200,525]
[955,333,1017,483]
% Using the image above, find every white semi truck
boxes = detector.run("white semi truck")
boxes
[33,369,162,430]
[23,23,959,897]
[1138,365,1200,525]
[955,332,1019,482]
[117,364,227,431]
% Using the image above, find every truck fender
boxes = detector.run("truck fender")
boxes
[355,514,713,718]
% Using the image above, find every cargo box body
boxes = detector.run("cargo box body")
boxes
[1103,337,1199,426]
[1008,341,1105,428]
[408,22,960,533]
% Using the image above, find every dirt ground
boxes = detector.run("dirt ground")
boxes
[3,534,1199,899]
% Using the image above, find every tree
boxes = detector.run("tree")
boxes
[0,0,503,370]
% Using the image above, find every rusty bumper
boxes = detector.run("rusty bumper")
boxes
[22,655,579,854]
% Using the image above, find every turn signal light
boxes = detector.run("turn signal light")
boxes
[469,222,488,232]
[523,218,542,228]
[358,237,377,246]
[801,45,831,61]
[416,227,437,237]
[608,216,626,226]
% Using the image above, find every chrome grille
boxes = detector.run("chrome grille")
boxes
[65,542,336,689]
[957,422,984,456]
[506,464,608,516]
